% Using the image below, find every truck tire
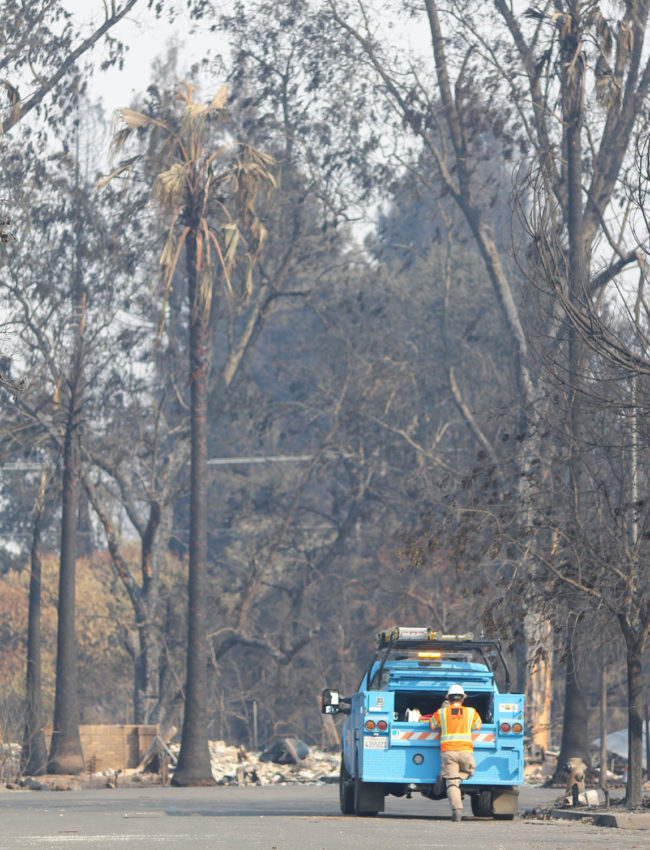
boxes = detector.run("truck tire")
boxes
[471,790,493,818]
[339,755,355,815]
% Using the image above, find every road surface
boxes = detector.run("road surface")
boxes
[0,782,645,849]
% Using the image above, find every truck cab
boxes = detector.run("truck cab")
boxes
[322,626,524,818]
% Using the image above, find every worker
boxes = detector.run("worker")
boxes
[430,683,481,822]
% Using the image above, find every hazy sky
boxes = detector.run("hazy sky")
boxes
[63,0,430,119]
[63,0,215,116]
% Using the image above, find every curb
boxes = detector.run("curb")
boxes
[549,808,650,829]
[594,813,650,829]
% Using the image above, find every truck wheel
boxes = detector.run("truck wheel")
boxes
[470,790,493,818]
[339,755,355,815]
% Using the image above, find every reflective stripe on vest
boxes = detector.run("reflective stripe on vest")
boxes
[430,705,481,752]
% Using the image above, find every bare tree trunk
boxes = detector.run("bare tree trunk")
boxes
[133,616,162,724]
[76,493,94,557]
[599,662,608,791]
[554,2,592,776]
[48,357,84,774]
[623,637,645,806]
[134,502,163,724]
[645,702,650,778]
[172,228,215,786]
[21,474,49,776]
[555,624,590,776]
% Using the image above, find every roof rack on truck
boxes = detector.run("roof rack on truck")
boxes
[371,626,511,693]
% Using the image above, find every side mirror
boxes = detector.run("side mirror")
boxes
[321,688,350,714]
[321,688,341,714]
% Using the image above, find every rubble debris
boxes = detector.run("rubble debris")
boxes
[137,734,177,776]
[7,739,339,789]
[104,768,121,789]
[562,788,602,807]
[259,737,309,765]
[0,743,21,783]
[169,739,339,786]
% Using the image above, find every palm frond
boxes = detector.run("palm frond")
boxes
[120,79,275,315]
[251,218,268,252]
[205,143,236,171]
[200,217,212,267]
[182,102,208,136]
[247,146,276,170]
[154,162,187,211]
[209,85,228,110]
[109,126,133,158]
[207,229,233,298]
[96,156,140,189]
[221,221,240,272]
[157,224,190,341]
[110,108,168,158]
[159,230,177,271]
[119,107,157,128]
[160,213,186,270]
[178,80,194,104]
[242,258,254,303]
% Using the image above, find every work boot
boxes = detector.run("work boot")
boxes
[451,810,462,822]
[433,773,444,796]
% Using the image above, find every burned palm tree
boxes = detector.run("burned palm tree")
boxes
[104,83,275,785]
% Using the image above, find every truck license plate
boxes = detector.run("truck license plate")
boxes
[364,736,388,749]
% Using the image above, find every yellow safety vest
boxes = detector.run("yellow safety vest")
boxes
[430,704,481,752]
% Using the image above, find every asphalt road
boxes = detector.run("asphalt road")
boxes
[0,782,645,850]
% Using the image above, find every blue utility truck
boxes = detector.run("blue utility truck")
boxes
[321,626,524,818]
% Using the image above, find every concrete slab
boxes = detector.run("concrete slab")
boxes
[549,808,596,822]
[550,808,650,829]
[593,812,650,829]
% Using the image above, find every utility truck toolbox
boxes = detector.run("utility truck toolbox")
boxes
[321,627,524,818]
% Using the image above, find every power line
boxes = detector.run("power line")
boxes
[207,452,353,466]
[0,452,354,473]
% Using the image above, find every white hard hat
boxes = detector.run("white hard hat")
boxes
[446,683,465,697]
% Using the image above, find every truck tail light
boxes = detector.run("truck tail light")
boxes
[500,722,511,733]
[512,722,523,734]
[377,720,388,731]
[365,720,376,731]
